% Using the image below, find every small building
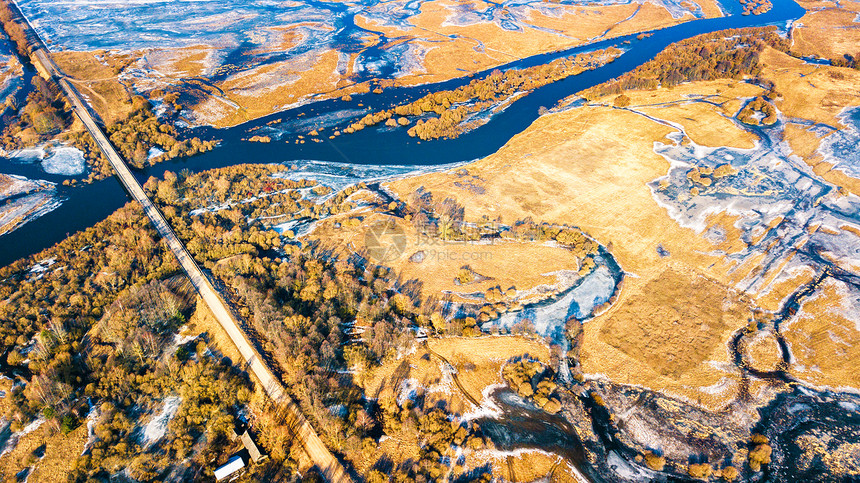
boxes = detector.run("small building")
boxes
[239,430,265,463]
[230,425,267,464]
[214,455,245,481]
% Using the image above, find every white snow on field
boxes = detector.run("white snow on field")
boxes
[0,174,52,202]
[41,147,86,176]
[141,396,181,446]
[462,383,504,421]
[0,192,62,237]
[272,159,468,195]
[607,450,653,480]
[0,418,45,457]
[28,257,56,273]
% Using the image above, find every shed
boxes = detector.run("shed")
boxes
[214,455,245,481]
[239,430,265,463]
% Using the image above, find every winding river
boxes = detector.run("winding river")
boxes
[6,2,860,482]
[0,0,806,266]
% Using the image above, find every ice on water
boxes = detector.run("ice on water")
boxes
[41,147,86,176]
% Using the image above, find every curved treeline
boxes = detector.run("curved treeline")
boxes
[580,27,791,99]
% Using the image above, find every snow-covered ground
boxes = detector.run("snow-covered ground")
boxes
[819,106,860,178]
[0,42,23,104]
[0,183,62,235]
[647,107,860,298]
[19,0,711,53]
[16,0,714,105]
[272,159,467,194]
[140,396,182,446]
[0,174,52,202]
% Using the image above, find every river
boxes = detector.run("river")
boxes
[7,2,860,481]
[0,0,807,267]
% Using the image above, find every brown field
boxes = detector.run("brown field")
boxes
[200,49,344,127]
[376,45,860,402]
[355,0,722,88]
[379,59,860,406]
[761,48,860,128]
[594,268,751,410]
[468,449,581,482]
[760,48,860,195]
[310,210,582,304]
[783,278,860,389]
[791,1,860,61]
[186,295,271,403]
[0,419,88,482]
[385,100,762,408]
[52,50,136,125]
[613,80,762,149]
[742,330,783,373]
[362,335,551,414]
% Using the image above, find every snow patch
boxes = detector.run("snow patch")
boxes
[141,396,181,446]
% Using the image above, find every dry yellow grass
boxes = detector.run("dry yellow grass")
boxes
[783,278,860,389]
[311,210,582,303]
[0,174,11,193]
[784,123,824,161]
[791,2,860,60]
[618,80,762,149]
[362,335,550,412]
[468,450,575,482]
[743,331,783,373]
[0,420,87,482]
[760,48,860,196]
[186,295,273,404]
[385,102,764,408]
[594,267,751,409]
[762,47,860,127]
[357,336,550,474]
[52,50,136,125]
[59,0,722,128]
[139,45,212,78]
[355,0,718,89]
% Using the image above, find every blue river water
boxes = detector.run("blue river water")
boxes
[0,0,805,267]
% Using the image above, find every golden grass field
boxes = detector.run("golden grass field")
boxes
[363,335,550,413]
[468,449,580,482]
[52,50,137,126]
[761,47,860,197]
[783,278,860,389]
[385,102,748,409]
[0,414,88,482]
[381,49,860,405]
[742,330,783,373]
[791,0,860,61]
[309,209,583,304]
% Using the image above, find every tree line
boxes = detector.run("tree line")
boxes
[328,48,621,141]
[580,27,791,100]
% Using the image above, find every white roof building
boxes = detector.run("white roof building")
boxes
[214,455,245,481]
